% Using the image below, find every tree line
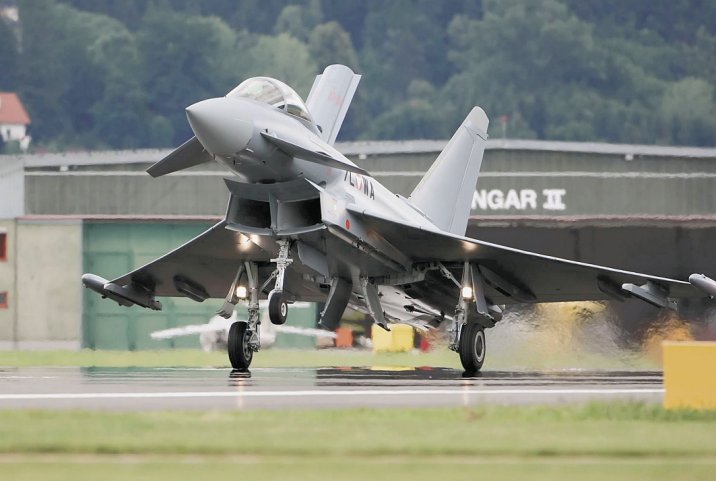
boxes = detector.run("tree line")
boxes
[0,0,714,151]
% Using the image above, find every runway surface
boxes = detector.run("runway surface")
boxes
[0,367,664,410]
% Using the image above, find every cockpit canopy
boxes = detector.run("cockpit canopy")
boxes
[227,77,313,122]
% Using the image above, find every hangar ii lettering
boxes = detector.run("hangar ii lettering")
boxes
[471,189,566,211]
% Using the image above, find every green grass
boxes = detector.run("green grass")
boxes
[1,404,716,480]
[1,404,715,457]
[2,456,715,481]
[0,348,461,368]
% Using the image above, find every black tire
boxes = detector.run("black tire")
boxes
[268,290,288,325]
[458,323,486,372]
[228,322,253,370]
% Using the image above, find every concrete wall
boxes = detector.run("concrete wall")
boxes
[14,220,82,348]
[0,220,17,346]
[0,157,24,218]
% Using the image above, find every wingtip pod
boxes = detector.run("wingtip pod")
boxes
[689,273,716,298]
[466,106,489,138]
[81,273,162,310]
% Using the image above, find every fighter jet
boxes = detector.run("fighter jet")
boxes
[149,306,337,352]
[82,64,715,372]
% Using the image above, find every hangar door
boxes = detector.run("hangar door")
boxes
[82,221,317,350]
[82,222,216,350]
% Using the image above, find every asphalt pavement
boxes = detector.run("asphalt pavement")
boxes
[0,366,664,410]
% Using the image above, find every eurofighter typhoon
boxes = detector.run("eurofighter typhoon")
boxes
[82,64,716,371]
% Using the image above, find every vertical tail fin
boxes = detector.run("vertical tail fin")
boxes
[306,64,361,145]
[408,107,489,236]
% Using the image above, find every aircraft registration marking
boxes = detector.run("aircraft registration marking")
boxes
[344,171,375,199]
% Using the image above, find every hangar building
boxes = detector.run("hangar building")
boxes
[1,139,715,349]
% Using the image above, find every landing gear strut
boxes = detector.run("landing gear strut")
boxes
[268,239,292,325]
[446,261,492,373]
[228,261,260,370]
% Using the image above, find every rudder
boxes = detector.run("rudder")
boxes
[408,107,489,236]
[306,64,361,145]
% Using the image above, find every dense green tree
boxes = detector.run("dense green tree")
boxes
[659,77,716,146]
[308,21,359,71]
[274,1,322,41]
[88,27,148,148]
[242,33,318,97]
[364,80,453,139]
[18,0,126,144]
[8,0,716,149]
[136,7,239,145]
[446,0,602,135]
[0,18,18,90]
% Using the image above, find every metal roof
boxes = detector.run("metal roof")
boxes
[4,138,716,168]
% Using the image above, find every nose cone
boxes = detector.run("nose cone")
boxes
[186,98,253,157]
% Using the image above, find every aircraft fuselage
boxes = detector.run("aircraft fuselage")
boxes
[187,94,450,325]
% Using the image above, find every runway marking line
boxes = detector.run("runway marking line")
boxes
[0,388,664,401]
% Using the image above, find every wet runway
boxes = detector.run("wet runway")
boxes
[0,367,663,410]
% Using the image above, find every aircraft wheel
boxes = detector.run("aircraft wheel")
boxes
[459,323,486,373]
[268,290,288,325]
[228,322,253,370]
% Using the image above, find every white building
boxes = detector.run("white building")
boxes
[0,92,31,150]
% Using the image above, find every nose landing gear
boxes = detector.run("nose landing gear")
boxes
[227,261,260,370]
[268,239,292,325]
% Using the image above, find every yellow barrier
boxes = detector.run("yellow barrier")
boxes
[372,324,414,352]
[663,341,716,410]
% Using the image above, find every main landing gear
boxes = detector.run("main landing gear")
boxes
[445,262,497,373]
[458,323,486,372]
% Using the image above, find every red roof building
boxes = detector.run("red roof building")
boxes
[0,92,31,125]
[0,92,31,148]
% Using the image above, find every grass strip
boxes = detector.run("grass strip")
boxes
[2,455,716,481]
[1,403,715,457]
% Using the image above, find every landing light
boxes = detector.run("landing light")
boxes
[461,286,473,300]
[236,285,248,299]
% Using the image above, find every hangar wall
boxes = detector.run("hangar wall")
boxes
[0,220,82,348]
[22,142,716,218]
[16,220,82,348]
[0,220,17,346]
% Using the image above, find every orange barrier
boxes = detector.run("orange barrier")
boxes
[335,327,353,348]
